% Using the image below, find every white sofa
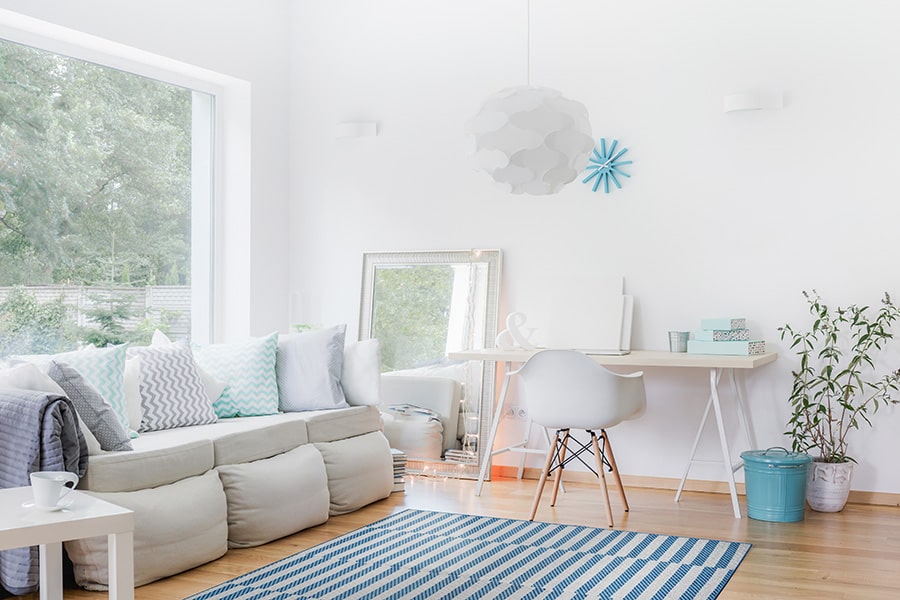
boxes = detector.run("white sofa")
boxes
[66,400,398,590]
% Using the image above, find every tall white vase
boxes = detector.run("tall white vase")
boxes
[806,461,853,512]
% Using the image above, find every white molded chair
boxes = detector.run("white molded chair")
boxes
[513,349,646,527]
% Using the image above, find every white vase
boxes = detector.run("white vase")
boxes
[806,461,853,512]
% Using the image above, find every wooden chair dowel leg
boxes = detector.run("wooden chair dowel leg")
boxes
[591,431,615,528]
[550,430,569,507]
[602,429,629,512]
[529,431,559,521]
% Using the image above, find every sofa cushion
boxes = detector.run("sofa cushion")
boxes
[314,431,393,515]
[205,414,310,466]
[303,405,384,443]
[277,325,349,411]
[65,470,228,590]
[216,444,329,548]
[341,338,382,406]
[47,361,133,452]
[81,438,214,492]
[194,332,280,418]
[129,341,217,431]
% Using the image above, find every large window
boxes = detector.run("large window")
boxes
[0,36,213,354]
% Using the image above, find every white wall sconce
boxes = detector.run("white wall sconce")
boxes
[335,121,378,138]
[723,91,783,113]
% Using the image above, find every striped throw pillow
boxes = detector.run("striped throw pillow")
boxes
[194,332,280,418]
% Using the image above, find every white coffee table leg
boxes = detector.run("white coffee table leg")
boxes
[39,542,63,600]
[108,531,134,600]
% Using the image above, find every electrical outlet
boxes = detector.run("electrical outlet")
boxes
[516,408,528,419]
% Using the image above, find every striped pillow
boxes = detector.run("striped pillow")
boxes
[194,332,280,418]
[130,341,217,431]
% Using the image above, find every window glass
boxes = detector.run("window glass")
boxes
[0,37,212,354]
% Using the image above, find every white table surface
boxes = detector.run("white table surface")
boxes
[0,487,134,600]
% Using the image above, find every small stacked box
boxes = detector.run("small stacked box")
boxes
[687,318,766,355]
[391,448,407,492]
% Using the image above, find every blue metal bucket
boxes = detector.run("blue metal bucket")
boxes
[741,447,811,522]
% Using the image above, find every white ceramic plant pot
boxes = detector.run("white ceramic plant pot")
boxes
[807,461,853,512]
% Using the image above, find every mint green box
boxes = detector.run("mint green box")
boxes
[687,339,765,355]
[694,328,750,341]
[700,318,746,330]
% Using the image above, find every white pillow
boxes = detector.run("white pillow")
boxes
[151,330,227,404]
[341,339,382,406]
[277,324,349,412]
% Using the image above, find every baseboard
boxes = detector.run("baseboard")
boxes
[490,466,900,507]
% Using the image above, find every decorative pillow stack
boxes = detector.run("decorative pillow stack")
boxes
[9,345,135,452]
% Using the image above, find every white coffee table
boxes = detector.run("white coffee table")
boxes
[0,487,134,600]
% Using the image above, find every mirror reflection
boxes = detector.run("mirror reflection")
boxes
[359,250,501,478]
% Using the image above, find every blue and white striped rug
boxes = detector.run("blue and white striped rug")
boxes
[186,509,750,600]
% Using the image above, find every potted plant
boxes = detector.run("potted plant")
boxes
[779,290,900,512]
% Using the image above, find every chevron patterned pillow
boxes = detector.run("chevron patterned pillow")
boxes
[131,341,217,431]
[194,332,280,418]
[51,344,132,436]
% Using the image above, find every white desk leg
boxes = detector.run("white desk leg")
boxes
[39,542,63,600]
[476,363,512,496]
[108,531,134,600]
[674,393,713,503]
[709,368,741,518]
[729,369,758,450]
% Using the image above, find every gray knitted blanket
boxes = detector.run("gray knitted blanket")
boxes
[0,388,87,595]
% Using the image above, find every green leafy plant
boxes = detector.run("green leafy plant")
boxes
[779,290,900,463]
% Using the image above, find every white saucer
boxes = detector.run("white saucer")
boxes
[22,497,74,512]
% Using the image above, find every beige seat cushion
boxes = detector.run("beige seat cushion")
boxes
[81,438,214,492]
[65,470,228,590]
[217,444,329,548]
[314,431,393,515]
[304,405,383,443]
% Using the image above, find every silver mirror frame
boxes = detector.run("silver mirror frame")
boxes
[359,249,502,479]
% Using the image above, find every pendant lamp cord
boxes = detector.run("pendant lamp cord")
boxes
[526,0,531,86]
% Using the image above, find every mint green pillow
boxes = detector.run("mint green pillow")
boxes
[193,332,280,418]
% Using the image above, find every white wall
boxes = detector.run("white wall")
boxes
[1,0,896,494]
[0,0,294,340]
[288,0,900,493]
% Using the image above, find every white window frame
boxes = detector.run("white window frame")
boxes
[0,9,251,343]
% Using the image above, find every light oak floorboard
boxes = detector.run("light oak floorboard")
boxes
[13,476,900,599]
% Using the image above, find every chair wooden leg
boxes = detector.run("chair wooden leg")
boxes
[591,431,615,528]
[602,429,629,512]
[529,430,559,521]
[550,430,569,507]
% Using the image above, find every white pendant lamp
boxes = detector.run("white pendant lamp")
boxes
[469,2,593,195]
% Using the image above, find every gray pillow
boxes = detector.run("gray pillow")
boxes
[47,361,133,452]
[130,340,217,431]
[277,324,349,412]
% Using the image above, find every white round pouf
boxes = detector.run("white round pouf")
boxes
[469,85,594,195]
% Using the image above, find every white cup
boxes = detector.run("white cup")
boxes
[30,471,79,508]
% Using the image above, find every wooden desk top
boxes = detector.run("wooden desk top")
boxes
[448,348,778,370]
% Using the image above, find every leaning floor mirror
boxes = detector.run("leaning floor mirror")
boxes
[359,249,502,479]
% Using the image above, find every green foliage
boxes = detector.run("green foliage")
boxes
[779,290,900,463]
[0,38,192,288]
[372,265,454,371]
[0,287,77,354]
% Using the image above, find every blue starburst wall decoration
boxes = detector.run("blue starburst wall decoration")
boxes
[582,138,632,193]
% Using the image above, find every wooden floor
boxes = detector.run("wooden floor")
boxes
[15,476,900,599]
